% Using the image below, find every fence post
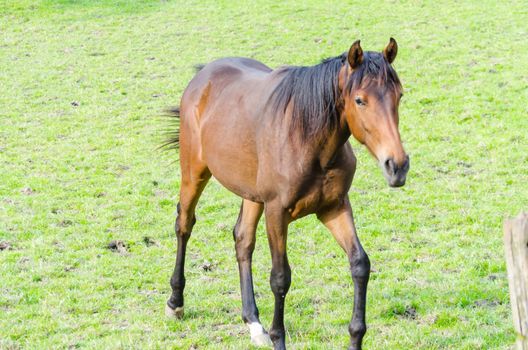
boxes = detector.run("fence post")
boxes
[504,212,528,350]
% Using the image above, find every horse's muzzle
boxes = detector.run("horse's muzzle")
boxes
[382,155,409,187]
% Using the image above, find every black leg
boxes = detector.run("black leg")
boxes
[318,198,370,350]
[265,205,291,350]
[348,246,370,350]
[166,172,210,318]
[166,204,194,317]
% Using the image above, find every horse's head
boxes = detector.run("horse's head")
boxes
[340,38,409,187]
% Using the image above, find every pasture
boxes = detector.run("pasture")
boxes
[1,1,527,349]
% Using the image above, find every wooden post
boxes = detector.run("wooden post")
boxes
[504,212,528,350]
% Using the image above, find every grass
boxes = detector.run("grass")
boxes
[1,0,527,349]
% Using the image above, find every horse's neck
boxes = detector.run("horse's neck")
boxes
[305,97,349,167]
[313,126,350,169]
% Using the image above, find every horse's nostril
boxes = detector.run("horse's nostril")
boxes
[402,156,410,172]
[384,158,396,175]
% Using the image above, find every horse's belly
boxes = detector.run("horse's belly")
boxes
[208,159,262,202]
[201,118,262,202]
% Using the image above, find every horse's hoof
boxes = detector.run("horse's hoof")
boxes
[251,333,272,347]
[165,304,184,319]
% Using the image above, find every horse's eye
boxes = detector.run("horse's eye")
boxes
[355,97,365,106]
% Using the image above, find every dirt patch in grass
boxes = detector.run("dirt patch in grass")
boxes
[0,241,12,251]
[107,240,128,254]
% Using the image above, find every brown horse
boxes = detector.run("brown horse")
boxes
[164,38,409,350]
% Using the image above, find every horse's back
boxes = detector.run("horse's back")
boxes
[213,57,273,74]
[210,57,273,73]
[181,57,273,117]
[191,57,272,91]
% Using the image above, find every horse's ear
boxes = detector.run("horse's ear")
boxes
[383,37,398,64]
[348,40,363,69]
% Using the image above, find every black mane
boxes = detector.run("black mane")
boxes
[269,51,401,140]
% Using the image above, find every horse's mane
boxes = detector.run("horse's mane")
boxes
[269,51,401,140]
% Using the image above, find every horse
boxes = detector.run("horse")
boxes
[163,38,409,350]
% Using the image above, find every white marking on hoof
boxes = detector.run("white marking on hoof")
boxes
[248,322,272,347]
[165,304,184,319]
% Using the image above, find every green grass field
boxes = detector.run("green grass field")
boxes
[1,1,527,349]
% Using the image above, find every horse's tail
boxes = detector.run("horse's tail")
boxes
[160,65,203,151]
[160,106,180,150]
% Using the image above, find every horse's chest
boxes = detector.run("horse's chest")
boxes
[286,167,352,219]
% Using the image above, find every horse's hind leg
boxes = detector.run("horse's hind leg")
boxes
[233,199,271,347]
[317,198,370,350]
[166,158,211,318]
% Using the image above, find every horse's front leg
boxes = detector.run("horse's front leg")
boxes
[317,198,370,350]
[265,204,291,350]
